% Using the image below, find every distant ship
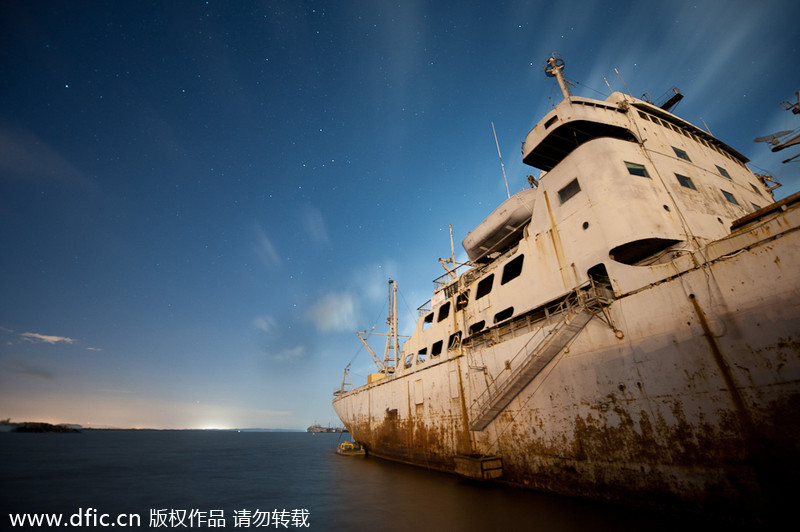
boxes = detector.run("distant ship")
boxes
[306,423,346,433]
[333,55,800,523]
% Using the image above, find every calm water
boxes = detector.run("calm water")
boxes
[1,431,728,531]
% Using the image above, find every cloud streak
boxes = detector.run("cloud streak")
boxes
[5,358,56,380]
[20,332,76,345]
[254,225,281,268]
[302,205,330,245]
[0,122,89,186]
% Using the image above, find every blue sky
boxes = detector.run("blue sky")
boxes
[1,0,798,429]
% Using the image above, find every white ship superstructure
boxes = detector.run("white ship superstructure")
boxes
[333,56,800,522]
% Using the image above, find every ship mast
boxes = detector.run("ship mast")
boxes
[384,280,400,371]
[357,279,402,374]
[544,54,571,100]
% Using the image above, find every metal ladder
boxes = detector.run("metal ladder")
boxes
[468,287,608,432]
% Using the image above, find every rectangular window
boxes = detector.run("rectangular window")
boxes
[475,274,494,300]
[625,161,650,178]
[675,173,696,190]
[417,348,427,364]
[456,291,469,311]
[637,111,649,120]
[501,255,524,285]
[437,301,450,322]
[422,312,433,331]
[672,146,691,161]
[431,340,443,357]
[468,321,485,335]
[716,165,731,179]
[750,183,763,197]
[751,202,762,211]
[494,307,514,323]
[721,190,739,205]
[558,178,581,204]
[447,331,462,351]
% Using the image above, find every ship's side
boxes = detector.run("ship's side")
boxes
[333,76,800,521]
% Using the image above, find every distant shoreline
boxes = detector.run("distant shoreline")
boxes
[1,422,306,433]
[1,421,80,433]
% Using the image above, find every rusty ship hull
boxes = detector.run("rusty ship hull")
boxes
[333,58,800,521]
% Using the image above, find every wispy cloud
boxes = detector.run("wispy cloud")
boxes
[0,122,88,186]
[302,205,330,245]
[5,358,56,380]
[253,315,278,334]
[20,332,76,345]
[268,345,305,362]
[307,292,358,332]
[254,225,281,268]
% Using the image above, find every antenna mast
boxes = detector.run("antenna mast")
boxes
[384,280,400,371]
[544,54,571,100]
[492,122,511,199]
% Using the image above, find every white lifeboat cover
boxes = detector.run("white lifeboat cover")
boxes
[462,187,536,262]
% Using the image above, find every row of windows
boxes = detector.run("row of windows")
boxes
[425,255,525,325]
[669,146,735,183]
[415,254,526,365]
[557,158,762,213]
[406,332,462,367]
[626,160,761,209]
[560,159,745,208]
[636,109,746,169]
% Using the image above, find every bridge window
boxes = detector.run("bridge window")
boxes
[675,173,696,190]
[721,190,739,205]
[672,146,691,162]
[625,161,650,178]
[558,178,581,204]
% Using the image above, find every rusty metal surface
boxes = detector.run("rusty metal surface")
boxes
[332,223,800,524]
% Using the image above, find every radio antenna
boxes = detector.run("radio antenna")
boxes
[492,121,511,199]
[614,67,632,97]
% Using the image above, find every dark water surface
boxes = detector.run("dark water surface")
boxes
[1,431,727,531]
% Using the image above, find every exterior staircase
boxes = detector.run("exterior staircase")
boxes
[469,287,608,431]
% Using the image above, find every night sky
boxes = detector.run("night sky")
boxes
[2,1,798,429]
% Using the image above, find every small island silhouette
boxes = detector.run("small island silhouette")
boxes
[1,418,81,433]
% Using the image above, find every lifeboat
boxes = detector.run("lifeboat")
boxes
[462,187,536,262]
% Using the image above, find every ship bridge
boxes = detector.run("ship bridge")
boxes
[522,95,638,171]
[523,93,750,173]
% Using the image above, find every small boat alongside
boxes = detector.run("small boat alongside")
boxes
[336,441,366,456]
